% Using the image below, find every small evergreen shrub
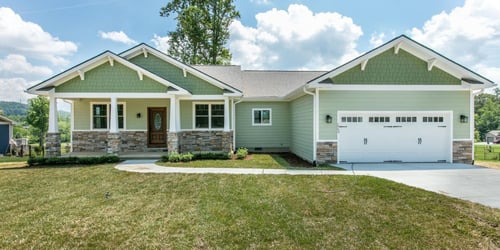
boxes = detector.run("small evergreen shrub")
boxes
[168,153,182,162]
[181,152,193,162]
[235,148,248,160]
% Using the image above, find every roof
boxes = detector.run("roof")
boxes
[194,65,326,98]
[487,130,500,136]
[0,115,16,125]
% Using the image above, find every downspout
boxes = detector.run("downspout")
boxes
[303,86,317,165]
[232,97,243,152]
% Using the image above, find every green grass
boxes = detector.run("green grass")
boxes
[0,164,498,249]
[475,144,500,161]
[0,156,28,163]
[157,153,344,170]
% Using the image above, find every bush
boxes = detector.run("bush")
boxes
[192,152,232,160]
[181,152,193,162]
[168,153,182,162]
[235,148,248,160]
[28,155,120,167]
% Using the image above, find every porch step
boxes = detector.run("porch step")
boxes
[144,148,168,153]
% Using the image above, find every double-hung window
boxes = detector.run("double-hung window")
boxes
[253,108,272,126]
[92,103,125,130]
[194,103,224,129]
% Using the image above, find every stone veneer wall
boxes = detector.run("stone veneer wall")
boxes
[120,131,148,152]
[453,140,473,164]
[72,131,108,153]
[179,131,233,153]
[316,141,337,163]
[46,133,61,157]
[167,132,179,153]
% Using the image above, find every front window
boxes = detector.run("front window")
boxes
[253,109,272,126]
[92,103,125,130]
[194,103,224,129]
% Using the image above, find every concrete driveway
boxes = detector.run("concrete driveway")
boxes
[338,163,500,209]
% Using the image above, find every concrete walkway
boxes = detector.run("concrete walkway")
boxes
[115,160,500,209]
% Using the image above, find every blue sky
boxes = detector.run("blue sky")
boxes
[0,0,499,104]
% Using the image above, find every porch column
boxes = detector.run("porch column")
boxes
[224,97,230,132]
[46,95,61,157]
[168,96,179,154]
[109,97,118,133]
[107,97,120,154]
[48,95,58,133]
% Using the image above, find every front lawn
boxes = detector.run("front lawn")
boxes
[0,164,498,248]
[475,144,500,161]
[157,153,343,170]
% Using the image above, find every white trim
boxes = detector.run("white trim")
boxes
[470,89,475,161]
[360,59,368,71]
[317,139,338,143]
[224,97,230,131]
[72,129,147,132]
[453,139,474,141]
[48,95,58,133]
[90,102,126,131]
[427,58,437,71]
[308,84,472,91]
[169,97,177,132]
[251,108,272,126]
[178,95,227,100]
[192,102,225,130]
[51,93,186,99]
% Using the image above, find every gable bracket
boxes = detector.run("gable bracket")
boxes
[361,59,369,71]
[77,70,85,80]
[107,56,114,67]
[142,47,148,58]
[137,70,143,81]
[427,58,437,71]
[394,42,402,54]
[182,68,187,78]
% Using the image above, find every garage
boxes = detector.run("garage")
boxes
[337,111,452,163]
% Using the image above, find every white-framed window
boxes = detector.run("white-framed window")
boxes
[193,102,224,129]
[252,108,272,126]
[91,102,125,130]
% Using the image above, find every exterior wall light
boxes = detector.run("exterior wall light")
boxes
[326,114,333,124]
[136,113,142,118]
[460,114,468,123]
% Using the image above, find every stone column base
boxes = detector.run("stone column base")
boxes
[453,140,473,164]
[167,132,179,154]
[107,133,120,155]
[46,132,61,157]
[316,141,337,163]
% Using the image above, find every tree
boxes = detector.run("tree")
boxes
[160,0,240,65]
[474,93,500,141]
[26,96,49,147]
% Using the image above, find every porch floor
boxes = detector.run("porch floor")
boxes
[63,152,164,160]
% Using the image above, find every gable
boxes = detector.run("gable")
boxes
[129,54,223,95]
[55,62,168,93]
[330,49,461,85]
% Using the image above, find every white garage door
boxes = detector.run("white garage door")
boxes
[337,111,452,163]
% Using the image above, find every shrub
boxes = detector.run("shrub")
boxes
[181,152,193,162]
[192,152,232,160]
[235,148,248,160]
[27,155,120,167]
[168,153,182,162]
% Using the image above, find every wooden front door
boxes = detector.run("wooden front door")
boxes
[148,107,167,147]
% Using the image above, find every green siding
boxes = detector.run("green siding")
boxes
[290,95,314,162]
[235,102,290,149]
[331,49,460,85]
[318,90,470,140]
[180,100,193,130]
[72,99,170,130]
[129,54,223,95]
[56,62,168,93]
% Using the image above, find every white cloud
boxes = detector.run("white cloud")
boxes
[229,4,363,70]
[409,0,500,84]
[0,54,53,79]
[0,78,36,103]
[151,34,170,53]
[369,32,386,47]
[99,31,137,45]
[0,7,77,66]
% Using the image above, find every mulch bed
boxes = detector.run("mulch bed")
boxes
[274,152,313,168]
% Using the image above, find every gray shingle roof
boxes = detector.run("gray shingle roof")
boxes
[194,65,326,98]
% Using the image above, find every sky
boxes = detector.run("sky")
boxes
[0,0,499,107]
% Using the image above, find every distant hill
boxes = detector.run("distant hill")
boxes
[0,101,28,116]
[0,101,70,122]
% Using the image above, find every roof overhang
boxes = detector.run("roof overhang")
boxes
[307,35,496,90]
[26,51,190,96]
[120,44,243,95]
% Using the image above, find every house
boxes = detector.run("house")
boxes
[486,130,500,144]
[27,35,496,164]
[0,115,15,155]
